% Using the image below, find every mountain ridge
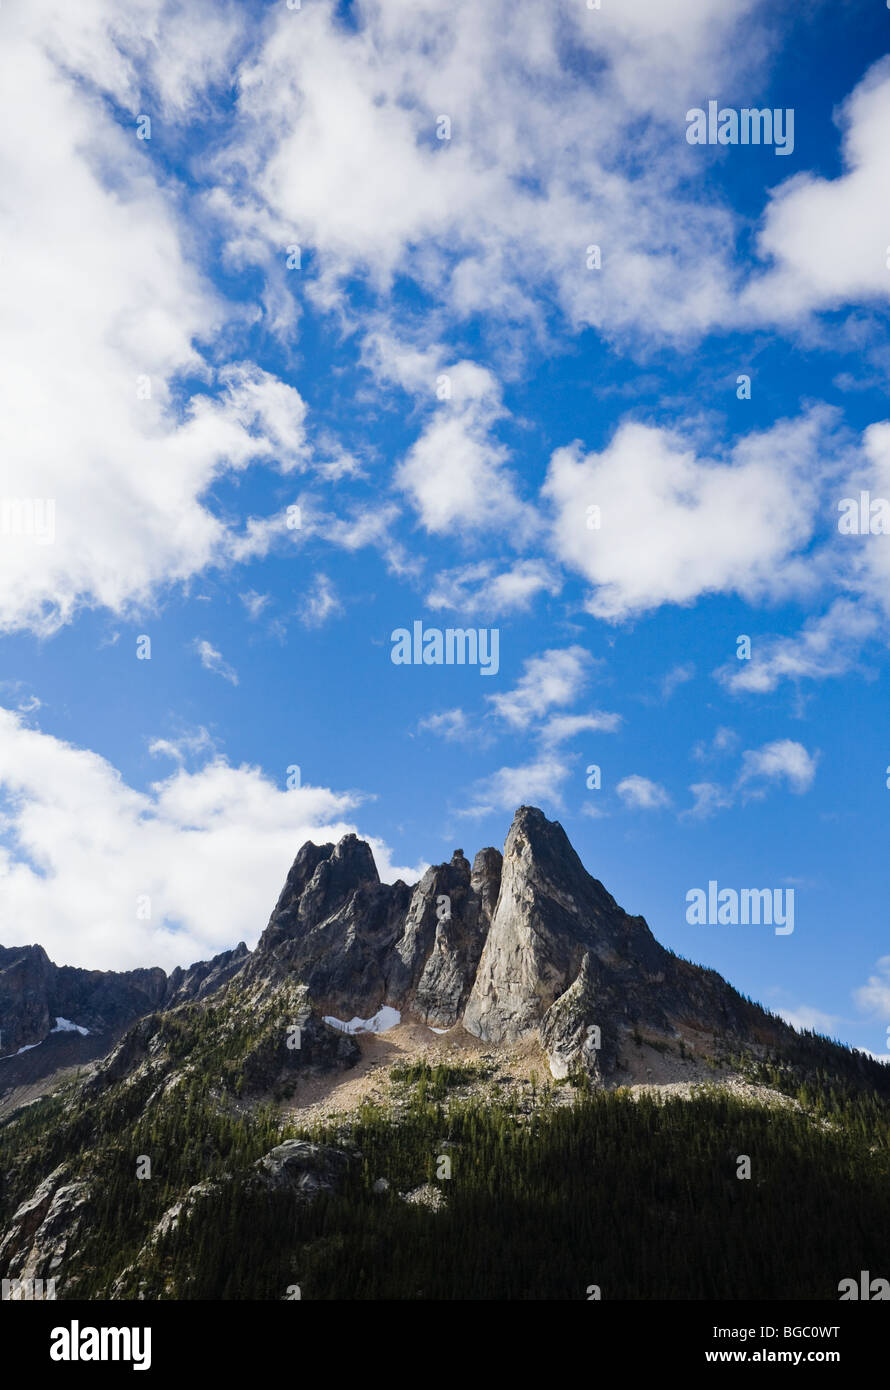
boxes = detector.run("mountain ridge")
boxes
[0,804,842,1102]
[1,805,887,1301]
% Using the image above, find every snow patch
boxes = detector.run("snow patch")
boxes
[429,1027,449,1035]
[548,1052,570,1080]
[0,1040,42,1061]
[323,1006,401,1035]
[1,1016,90,1061]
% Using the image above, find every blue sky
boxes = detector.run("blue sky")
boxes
[1,0,889,1057]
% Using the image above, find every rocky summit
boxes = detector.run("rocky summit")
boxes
[2,805,798,1104]
[235,803,795,1081]
[1,805,887,1304]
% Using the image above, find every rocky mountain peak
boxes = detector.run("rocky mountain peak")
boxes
[2,807,798,1109]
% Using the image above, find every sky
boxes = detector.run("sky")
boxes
[0,0,889,1058]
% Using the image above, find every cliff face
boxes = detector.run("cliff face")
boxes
[235,804,791,1080]
[463,808,789,1075]
[0,943,246,1097]
[0,944,167,1055]
[0,808,882,1304]
[0,805,794,1102]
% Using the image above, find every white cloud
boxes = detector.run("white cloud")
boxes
[461,755,570,817]
[148,727,216,764]
[240,590,271,621]
[359,337,532,539]
[779,1004,843,1037]
[194,639,239,686]
[393,361,531,537]
[616,775,671,810]
[744,59,890,322]
[36,0,246,119]
[488,646,592,731]
[427,559,561,617]
[682,781,733,821]
[738,739,818,796]
[0,707,421,972]
[692,726,738,761]
[0,8,312,637]
[319,504,401,552]
[543,412,834,621]
[539,712,622,746]
[300,573,343,628]
[297,500,418,580]
[854,957,890,1018]
[418,708,475,742]
[211,0,770,345]
[661,663,695,699]
[847,422,890,616]
[718,600,880,694]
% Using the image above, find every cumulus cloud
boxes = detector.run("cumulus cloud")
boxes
[543,412,835,621]
[846,422,890,616]
[427,560,561,617]
[240,590,271,621]
[539,712,622,746]
[300,574,343,628]
[148,727,217,764]
[0,707,420,972]
[0,7,315,637]
[738,739,818,796]
[717,600,880,694]
[461,755,570,818]
[209,0,773,344]
[854,957,890,1018]
[682,781,734,821]
[393,362,531,538]
[744,59,890,322]
[488,646,592,731]
[682,735,820,818]
[692,726,738,761]
[779,1004,844,1037]
[616,775,672,810]
[660,664,695,699]
[418,708,476,742]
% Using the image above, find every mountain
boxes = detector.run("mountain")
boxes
[0,804,874,1105]
[0,942,250,1105]
[1,806,887,1301]
[237,804,795,1082]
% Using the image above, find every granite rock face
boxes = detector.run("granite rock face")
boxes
[0,1164,90,1289]
[462,807,783,1076]
[0,944,167,1056]
[463,807,668,1048]
[163,942,250,1007]
[393,848,499,1027]
[2,805,795,1104]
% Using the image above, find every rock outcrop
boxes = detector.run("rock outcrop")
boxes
[393,848,498,1027]
[462,807,785,1076]
[0,945,168,1057]
[0,1163,90,1291]
[252,1140,353,1196]
[1,805,798,1104]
